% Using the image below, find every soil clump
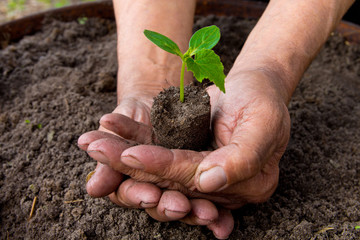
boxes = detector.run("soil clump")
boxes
[151,84,210,150]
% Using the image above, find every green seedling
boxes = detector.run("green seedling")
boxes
[25,120,42,129]
[77,17,88,25]
[144,25,225,102]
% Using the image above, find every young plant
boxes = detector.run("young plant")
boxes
[144,25,225,102]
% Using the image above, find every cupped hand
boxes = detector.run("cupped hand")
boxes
[86,70,291,211]
[78,77,233,239]
[80,108,233,239]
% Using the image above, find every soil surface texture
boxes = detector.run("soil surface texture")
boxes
[151,84,210,150]
[0,15,359,239]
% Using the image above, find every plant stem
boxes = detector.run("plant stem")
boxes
[180,60,186,102]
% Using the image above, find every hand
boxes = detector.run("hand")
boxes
[78,77,234,239]
[78,97,152,198]
[85,69,290,211]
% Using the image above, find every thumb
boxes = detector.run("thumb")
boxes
[114,98,151,125]
[120,145,208,190]
[194,142,262,193]
[195,118,287,193]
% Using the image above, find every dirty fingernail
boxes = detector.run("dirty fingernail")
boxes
[86,170,96,183]
[140,201,158,208]
[199,166,227,192]
[195,217,215,225]
[77,143,88,150]
[87,150,109,164]
[164,209,188,219]
[121,155,144,170]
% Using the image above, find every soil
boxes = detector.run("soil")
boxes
[150,84,211,150]
[0,15,360,240]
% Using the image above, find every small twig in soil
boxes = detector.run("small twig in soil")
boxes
[64,199,84,204]
[28,196,37,221]
[63,97,70,113]
[316,227,335,234]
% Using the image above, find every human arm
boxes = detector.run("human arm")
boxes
[114,0,195,108]
[234,0,355,106]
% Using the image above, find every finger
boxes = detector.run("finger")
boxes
[195,141,272,193]
[120,145,209,190]
[108,192,129,207]
[145,191,191,221]
[194,143,282,193]
[113,98,151,125]
[87,137,131,170]
[116,178,161,208]
[86,163,124,198]
[87,138,164,183]
[78,130,123,151]
[100,113,152,144]
[207,208,234,239]
[180,199,218,226]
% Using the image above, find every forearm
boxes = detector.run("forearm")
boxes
[230,0,354,104]
[113,0,196,102]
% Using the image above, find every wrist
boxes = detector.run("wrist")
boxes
[228,0,355,105]
[226,60,295,105]
[117,57,193,104]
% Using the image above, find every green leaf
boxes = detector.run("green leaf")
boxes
[355,226,360,230]
[185,49,225,93]
[144,30,182,57]
[188,25,220,56]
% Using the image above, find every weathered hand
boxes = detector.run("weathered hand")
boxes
[78,97,152,199]
[85,70,290,222]
[78,87,233,239]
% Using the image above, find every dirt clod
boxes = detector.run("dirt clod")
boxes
[150,84,210,150]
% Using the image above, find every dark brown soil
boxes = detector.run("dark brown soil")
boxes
[150,84,211,150]
[0,15,359,239]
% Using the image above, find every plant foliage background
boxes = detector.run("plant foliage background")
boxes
[0,0,96,24]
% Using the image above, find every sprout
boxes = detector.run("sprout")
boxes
[144,25,225,102]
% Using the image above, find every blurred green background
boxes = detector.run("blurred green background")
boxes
[0,0,97,23]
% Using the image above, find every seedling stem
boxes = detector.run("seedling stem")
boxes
[180,60,186,102]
